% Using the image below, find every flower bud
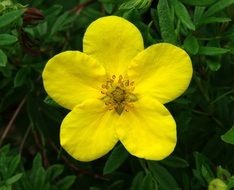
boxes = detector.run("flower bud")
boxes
[208,178,228,190]
[23,7,44,25]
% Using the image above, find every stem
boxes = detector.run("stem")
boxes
[212,116,224,128]
[71,0,96,14]
[138,159,149,173]
[210,89,234,105]
[33,130,50,167]
[192,109,210,116]
[19,125,31,154]
[0,96,27,147]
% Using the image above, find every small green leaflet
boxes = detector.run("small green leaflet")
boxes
[119,0,151,10]
[172,0,195,30]
[221,125,234,145]
[0,34,18,46]
[103,144,129,175]
[203,0,234,17]
[179,0,218,6]
[183,35,199,55]
[157,0,177,44]
[0,49,7,67]
[198,17,231,25]
[0,9,23,28]
[198,47,230,56]
[148,161,179,189]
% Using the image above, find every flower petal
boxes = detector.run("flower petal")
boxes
[83,16,144,75]
[128,43,193,104]
[116,97,176,160]
[42,51,106,110]
[60,99,119,161]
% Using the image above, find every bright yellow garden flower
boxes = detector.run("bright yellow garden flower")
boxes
[42,16,192,162]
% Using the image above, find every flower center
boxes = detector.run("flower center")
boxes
[101,75,138,115]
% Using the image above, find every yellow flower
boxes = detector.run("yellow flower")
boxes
[42,16,192,162]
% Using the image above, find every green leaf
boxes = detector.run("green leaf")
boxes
[204,0,234,17]
[148,161,179,189]
[227,177,234,189]
[34,167,46,189]
[0,9,23,28]
[0,185,9,190]
[6,173,23,185]
[43,96,60,107]
[103,144,129,175]
[99,0,114,14]
[50,11,69,35]
[221,125,234,145]
[201,165,213,183]
[119,0,151,10]
[108,180,125,190]
[89,187,101,190]
[0,34,18,46]
[32,154,42,171]
[157,0,177,44]
[141,172,157,190]
[0,49,7,67]
[35,22,48,36]
[198,17,231,25]
[206,59,221,71]
[14,68,29,88]
[194,152,215,184]
[193,169,206,185]
[130,171,144,190]
[161,155,189,168]
[183,35,199,55]
[8,155,21,176]
[179,0,218,6]
[57,176,76,190]
[44,4,63,18]
[50,11,77,35]
[47,164,64,180]
[198,47,230,55]
[0,144,10,155]
[193,6,205,24]
[172,0,195,30]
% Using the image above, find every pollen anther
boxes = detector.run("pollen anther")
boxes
[101,75,137,115]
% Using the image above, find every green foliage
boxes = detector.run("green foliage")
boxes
[221,125,234,144]
[157,0,177,44]
[0,50,7,66]
[103,144,129,175]
[0,145,22,190]
[0,9,23,28]
[0,0,233,189]
[119,0,151,10]
[171,0,196,31]
[148,161,179,189]
[0,34,18,46]
[0,145,76,190]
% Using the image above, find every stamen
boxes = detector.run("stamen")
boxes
[110,79,114,83]
[100,75,137,115]
[125,80,129,86]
